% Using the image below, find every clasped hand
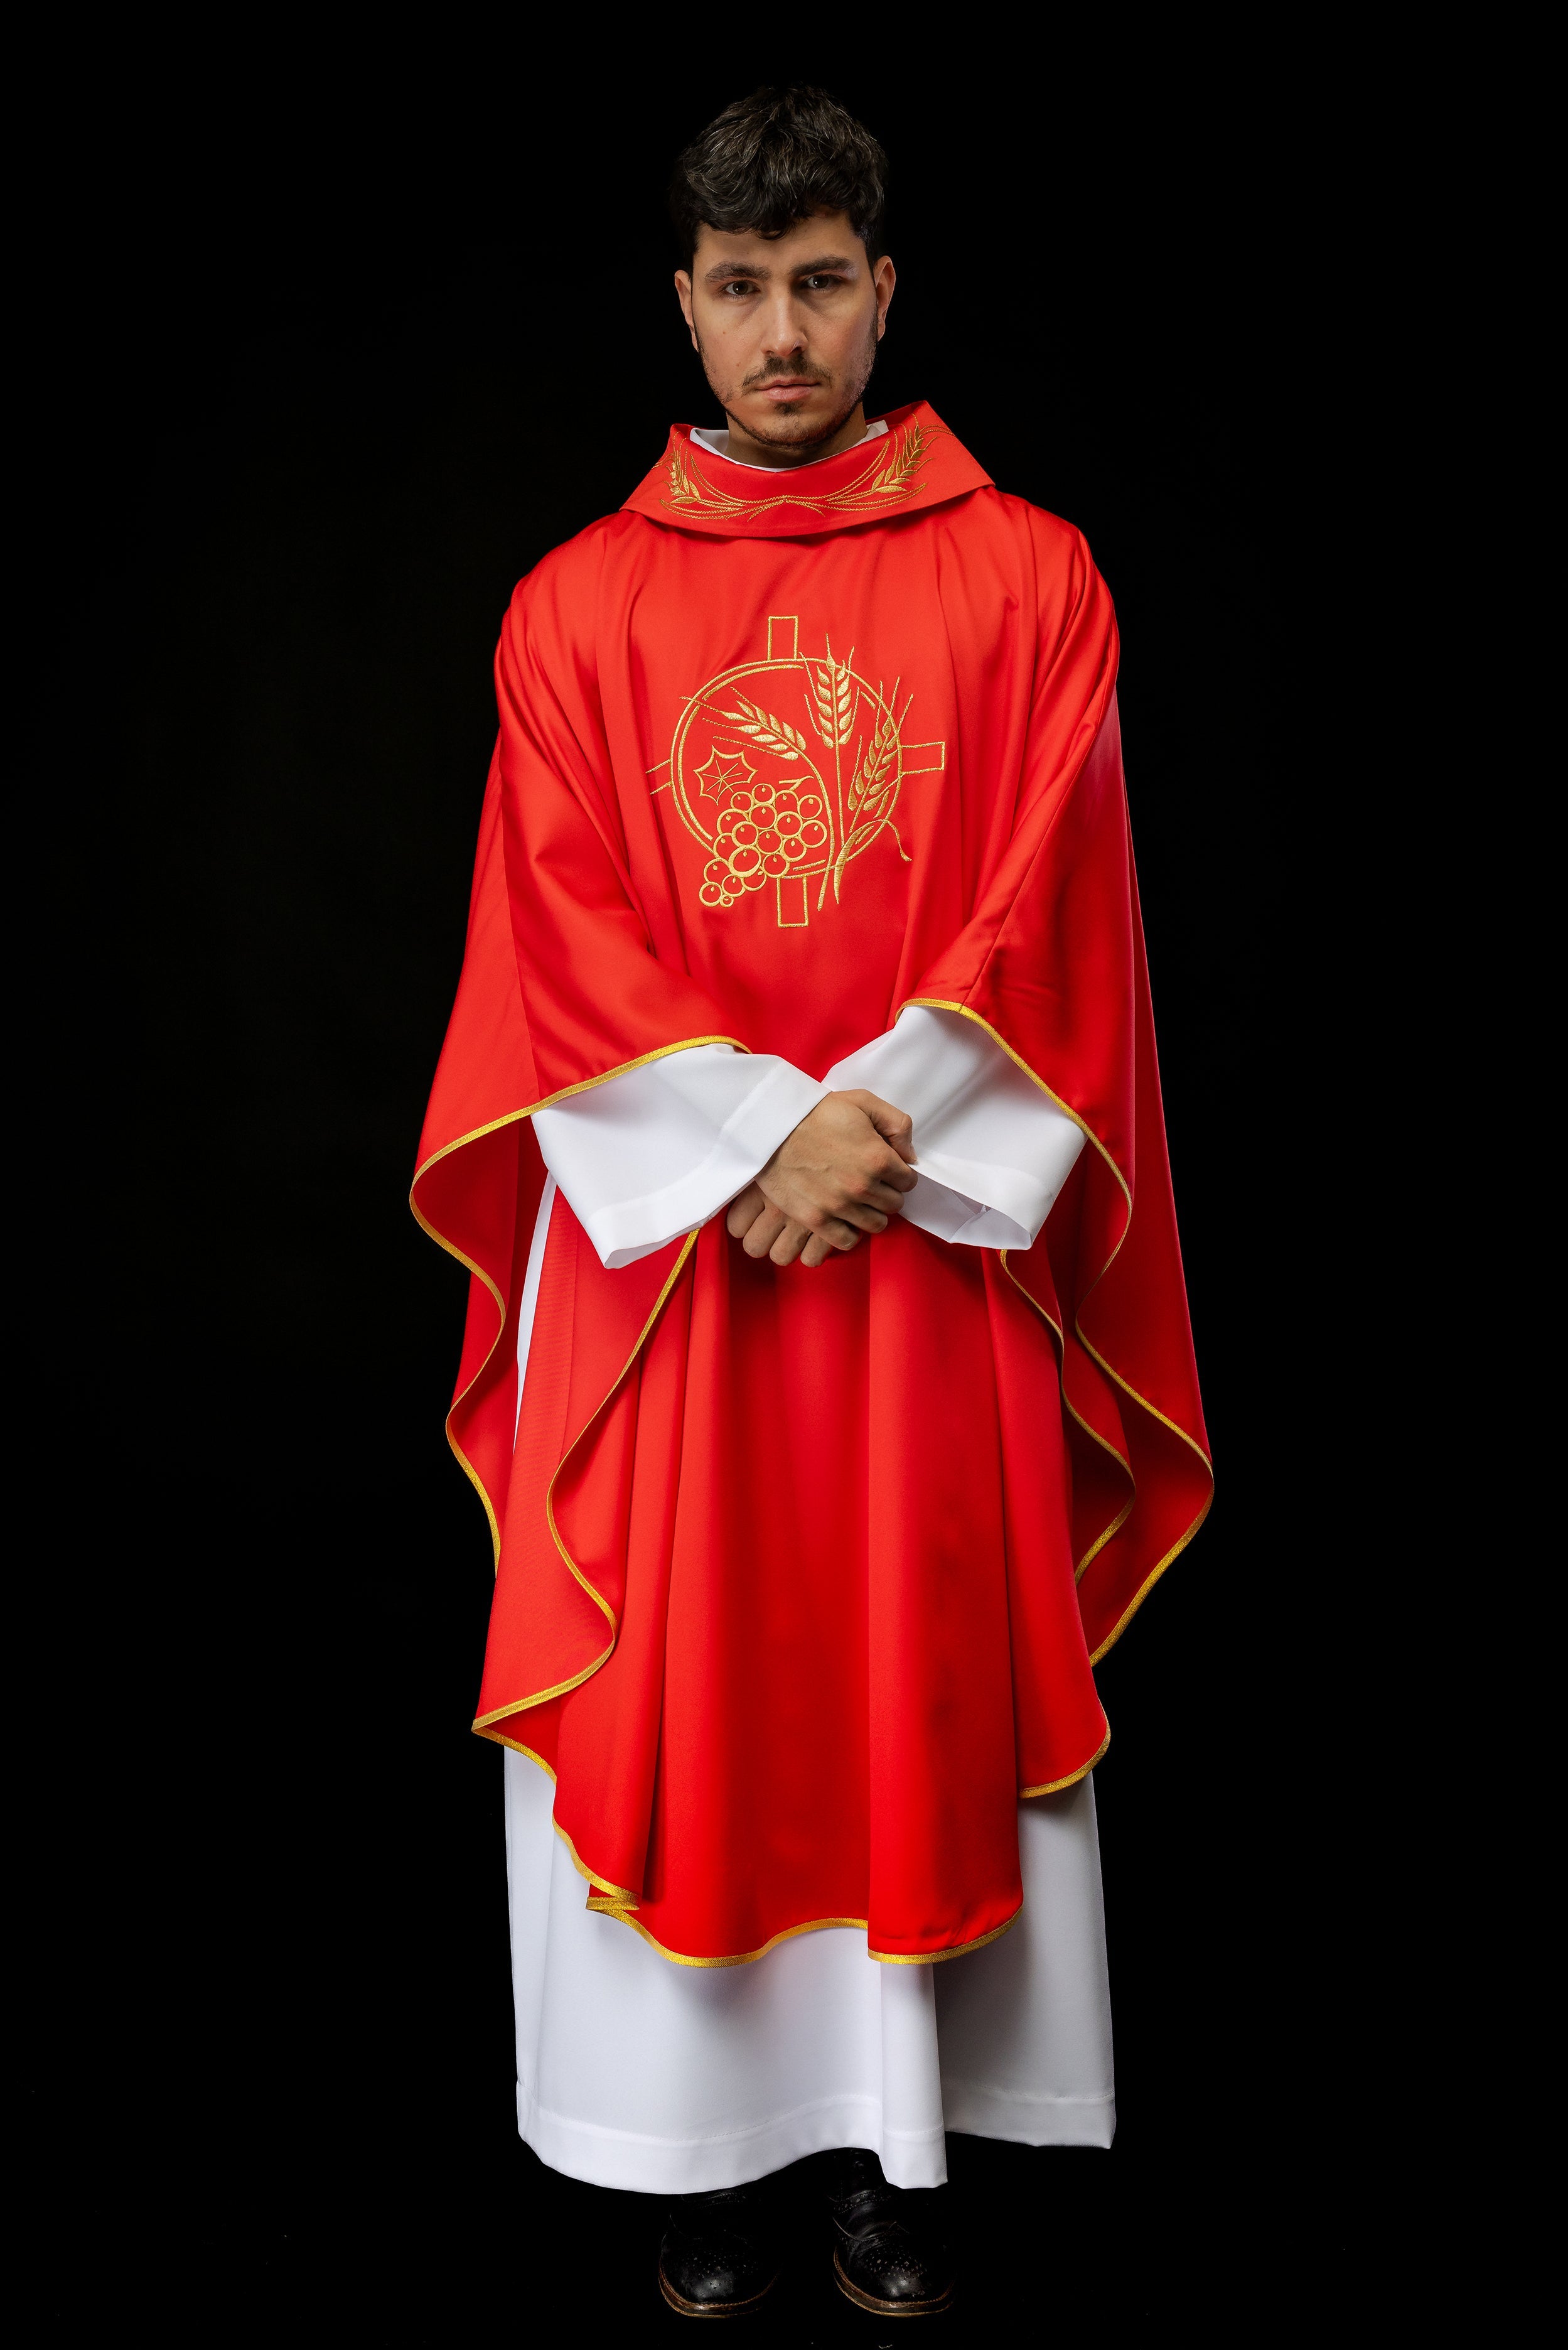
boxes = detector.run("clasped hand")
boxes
[724,1089,918,1269]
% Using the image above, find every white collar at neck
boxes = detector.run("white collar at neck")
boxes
[688,417,888,473]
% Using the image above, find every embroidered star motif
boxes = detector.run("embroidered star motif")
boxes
[694,746,756,799]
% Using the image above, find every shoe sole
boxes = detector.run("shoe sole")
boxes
[657,2264,781,2319]
[833,2250,956,2317]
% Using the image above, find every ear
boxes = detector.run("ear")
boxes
[674,269,698,349]
[873,255,896,341]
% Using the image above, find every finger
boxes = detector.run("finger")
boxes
[742,1206,791,1259]
[854,1136,918,1192]
[857,1092,918,1164]
[844,1152,916,1200]
[769,1221,810,1266]
[832,1202,891,1234]
[822,1217,864,1251]
[726,1183,766,1237]
[874,1150,919,1192]
[800,1229,847,1268]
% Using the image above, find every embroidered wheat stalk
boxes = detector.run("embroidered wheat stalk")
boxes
[832,687,910,897]
[807,644,857,753]
[862,425,927,500]
[847,692,899,819]
[662,421,938,518]
[716,691,810,761]
[667,443,750,516]
[805,642,856,905]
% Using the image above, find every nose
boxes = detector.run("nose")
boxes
[758,287,807,360]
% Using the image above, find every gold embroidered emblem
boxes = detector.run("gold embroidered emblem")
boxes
[648,616,946,929]
[661,423,936,520]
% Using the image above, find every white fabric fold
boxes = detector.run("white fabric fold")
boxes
[532,1048,825,1269]
[825,1004,1086,1249]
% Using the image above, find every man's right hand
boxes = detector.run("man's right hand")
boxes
[724,1089,918,1268]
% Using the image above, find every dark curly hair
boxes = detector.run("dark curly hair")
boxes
[669,86,888,267]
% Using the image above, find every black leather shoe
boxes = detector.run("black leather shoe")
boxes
[657,2184,781,2319]
[824,2150,955,2318]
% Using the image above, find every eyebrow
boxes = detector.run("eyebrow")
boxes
[701,253,859,283]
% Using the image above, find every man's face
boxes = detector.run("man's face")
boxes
[675,210,896,457]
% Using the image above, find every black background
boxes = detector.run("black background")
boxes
[28,50,1352,2341]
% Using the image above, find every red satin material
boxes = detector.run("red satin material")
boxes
[412,404,1211,1961]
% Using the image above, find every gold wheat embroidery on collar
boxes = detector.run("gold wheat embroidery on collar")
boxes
[662,423,937,519]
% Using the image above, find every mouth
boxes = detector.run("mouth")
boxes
[753,378,824,401]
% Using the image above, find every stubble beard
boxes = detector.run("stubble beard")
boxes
[704,317,880,454]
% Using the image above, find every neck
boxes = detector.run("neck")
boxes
[718,401,869,470]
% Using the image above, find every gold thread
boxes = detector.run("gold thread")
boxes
[661,421,939,521]
[1019,1726,1111,1799]
[665,622,929,927]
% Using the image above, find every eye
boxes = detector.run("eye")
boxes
[721,279,756,298]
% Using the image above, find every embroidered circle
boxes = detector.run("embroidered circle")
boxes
[658,617,945,930]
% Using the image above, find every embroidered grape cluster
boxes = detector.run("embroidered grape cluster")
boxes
[699,781,830,909]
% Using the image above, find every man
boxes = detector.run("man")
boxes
[414,85,1210,2322]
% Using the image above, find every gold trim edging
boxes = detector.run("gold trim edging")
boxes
[470,1230,701,1723]
[901,997,1214,1665]
[487,1742,1110,1967]
[1019,1726,1110,1799]
[995,1255,1135,1582]
[409,1035,745,1563]
[584,1897,1020,1970]
[476,1734,636,1902]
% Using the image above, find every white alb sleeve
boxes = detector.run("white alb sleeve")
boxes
[532,1045,826,1269]
[824,1005,1085,1250]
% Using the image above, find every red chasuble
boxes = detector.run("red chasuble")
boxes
[413,404,1211,1965]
